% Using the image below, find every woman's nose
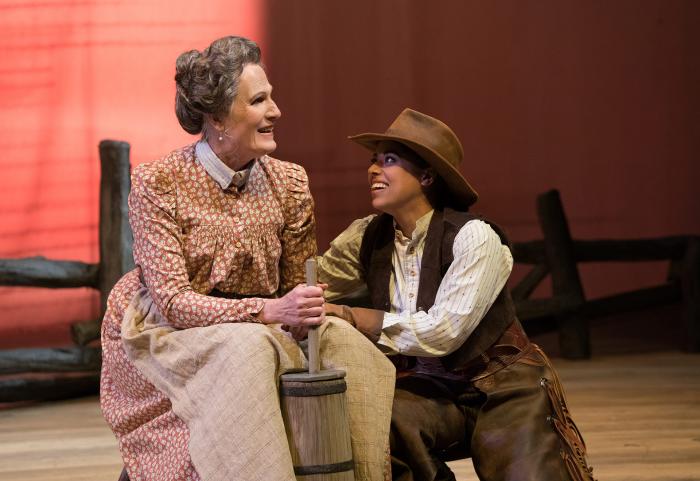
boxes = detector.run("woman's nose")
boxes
[268,100,281,120]
[368,161,381,175]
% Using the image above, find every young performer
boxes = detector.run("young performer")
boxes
[320,108,595,481]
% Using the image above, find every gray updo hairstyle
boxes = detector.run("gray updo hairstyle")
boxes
[174,36,261,135]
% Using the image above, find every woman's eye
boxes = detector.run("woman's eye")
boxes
[370,154,397,166]
[252,97,264,104]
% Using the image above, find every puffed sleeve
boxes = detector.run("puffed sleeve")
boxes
[317,215,375,301]
[129,162,266,328]
[278,162,317,294]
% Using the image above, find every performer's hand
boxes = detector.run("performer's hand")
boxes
[324,302,347,320]
[282,324,310,341]
[325,303,384,343]
[259,284,325,327]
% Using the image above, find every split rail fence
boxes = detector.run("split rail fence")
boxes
[0,142,697,402]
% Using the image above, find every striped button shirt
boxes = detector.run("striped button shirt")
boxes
[318,210,513,357]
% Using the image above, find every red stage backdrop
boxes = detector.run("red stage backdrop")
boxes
[0,0,264,347]
[1,1,698,349]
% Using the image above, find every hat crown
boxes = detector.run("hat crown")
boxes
[385,109,464,169]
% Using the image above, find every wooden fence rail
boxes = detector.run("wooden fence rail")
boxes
[0,140,133,403]
[0,258,99,288]
[0,144,697,401]
[512,190,699,357]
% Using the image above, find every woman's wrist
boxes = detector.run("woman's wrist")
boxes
[257,299,278,324]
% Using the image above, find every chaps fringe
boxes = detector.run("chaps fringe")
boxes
[535,345,596,481]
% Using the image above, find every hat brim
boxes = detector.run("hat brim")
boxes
[348,132,479,209]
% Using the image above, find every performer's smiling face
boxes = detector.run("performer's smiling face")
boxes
[218,64,281,168]
[367,141,432,216]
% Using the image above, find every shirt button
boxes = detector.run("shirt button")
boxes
[408,248,415,254]
[410,270,416,276]
[409,293,414,298]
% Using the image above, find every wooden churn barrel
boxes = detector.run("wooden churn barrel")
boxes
[279,259,355,481]
[280,370,354,480]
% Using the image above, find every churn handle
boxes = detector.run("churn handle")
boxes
[306,258,321,374]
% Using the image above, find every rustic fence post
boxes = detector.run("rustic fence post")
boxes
[73,140,135,346]
[98,140,135,317]
[537,190,591,359]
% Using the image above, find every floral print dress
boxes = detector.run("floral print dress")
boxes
[100,143,315,480]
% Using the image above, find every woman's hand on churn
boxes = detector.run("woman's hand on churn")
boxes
[259,284,325,327]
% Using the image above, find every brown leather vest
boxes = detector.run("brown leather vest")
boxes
[359,208,518,370]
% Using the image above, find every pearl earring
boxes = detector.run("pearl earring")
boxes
[218,132,223,141]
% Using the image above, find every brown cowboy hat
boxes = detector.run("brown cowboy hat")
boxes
[348,108,478,209]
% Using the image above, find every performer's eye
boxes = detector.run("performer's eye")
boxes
[371,154,398,167]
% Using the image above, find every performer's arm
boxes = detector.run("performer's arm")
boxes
[278,162,317,294]
[379,220,513,356]
[317,215,376,301]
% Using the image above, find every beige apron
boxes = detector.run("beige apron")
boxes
[121,287,395,481]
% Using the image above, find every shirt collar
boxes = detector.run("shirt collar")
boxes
[394,210,434,245]
[195,140,255,191]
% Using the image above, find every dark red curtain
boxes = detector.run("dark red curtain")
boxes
[264,0,700,300]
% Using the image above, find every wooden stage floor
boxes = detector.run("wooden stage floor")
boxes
[1,350,699,481]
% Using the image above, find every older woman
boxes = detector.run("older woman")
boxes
[100,36,394,481]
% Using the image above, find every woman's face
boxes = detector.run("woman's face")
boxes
[367,141,431,217]
[215,63,281,168]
